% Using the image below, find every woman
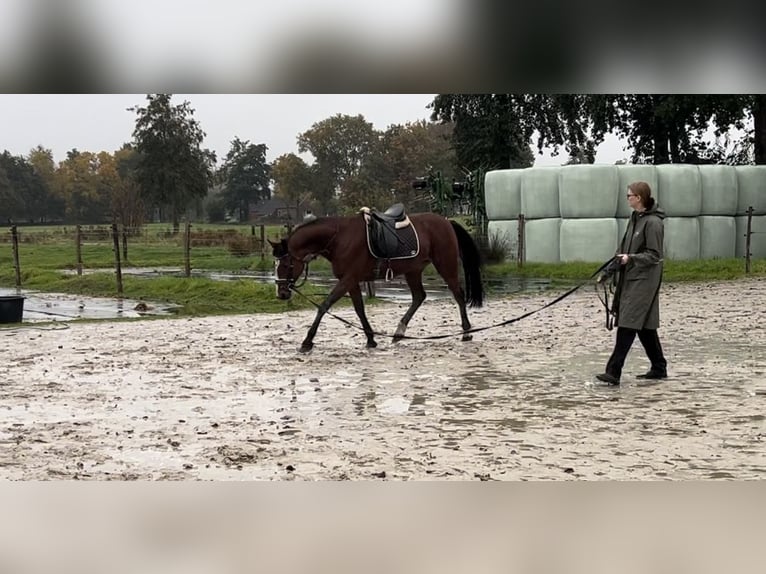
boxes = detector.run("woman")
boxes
[596,181,667,385]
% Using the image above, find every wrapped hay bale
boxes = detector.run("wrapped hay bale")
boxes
[735,215,766,258]
[559,164,619,218]
[699,216,736,259]
[735,166,766,215]
[699,165,737,216]
[656,164,702,217]
[524,218,561,263]
[663,217,700,260]
[559,218,619,262]
[520,167,560,219]
[485,170,522,220]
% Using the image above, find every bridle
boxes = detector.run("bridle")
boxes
[274,223,339,293]
[275,253,309,291]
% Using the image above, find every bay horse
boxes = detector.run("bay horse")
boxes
[269,207,484,352]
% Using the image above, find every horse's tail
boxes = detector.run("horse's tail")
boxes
[450,220,485,308]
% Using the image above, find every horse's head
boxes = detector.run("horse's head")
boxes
[268,238,305,300]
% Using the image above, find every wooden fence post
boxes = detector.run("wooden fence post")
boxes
[122,225,128,261]
[260,225,265,260]
[75,224,83,276]
[517,214,526,269]
[184,221,192,278]
[745,206,753,274]
[11,225,21,287]
[111,223,123,296]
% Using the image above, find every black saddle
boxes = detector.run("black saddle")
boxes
[370,203,406,225]
[364,203,419,261]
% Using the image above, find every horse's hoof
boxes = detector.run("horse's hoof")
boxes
[366,340,378,349]
[461,334,473,342]
[392,334,403,343]
[299,343,314,353]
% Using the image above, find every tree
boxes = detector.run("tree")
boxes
[297,114,379,212]
[56,149,110,223]
[587,95,748,164]
[27,146,65,221]
[340,138,394,213]
[218,137,270,222]
[112,145,146,229]
[430,94,762,167]
[271,153,313,211]
[0,161,15,222]
[130,94,215,231]
[429,95,546,170]
[0,151,51,223]
[380,120,459,210]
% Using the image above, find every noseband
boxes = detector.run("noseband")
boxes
[275,253,309,291]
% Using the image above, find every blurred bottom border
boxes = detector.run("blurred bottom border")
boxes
[0,481,763,574]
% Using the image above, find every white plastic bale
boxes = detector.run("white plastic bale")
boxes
[520,167,560,219]
[699,165,738,216]
[735,166,766,215]
[487,219,519,259]
[663,217,700,260]
[484,170,522,220]
[559,219,619,262]
[558,164,619,218]
[735,215,766,258]
[698,216,736,259]
[617,218,630,245]
[656,164,702,217]
[524,218,561,263]
[617,165,659,218]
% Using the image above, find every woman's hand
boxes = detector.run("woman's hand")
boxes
[616,253,630,265]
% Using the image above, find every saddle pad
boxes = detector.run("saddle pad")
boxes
[366,222,420,259]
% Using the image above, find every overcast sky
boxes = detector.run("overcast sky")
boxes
[0,93,629,167]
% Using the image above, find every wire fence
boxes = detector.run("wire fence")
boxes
[4,222,281,295]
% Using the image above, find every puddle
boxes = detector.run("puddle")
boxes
[59,266,556,303]
[0,287,177,323]
[3,267,555,324]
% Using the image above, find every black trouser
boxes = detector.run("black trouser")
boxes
[605,327,667,378]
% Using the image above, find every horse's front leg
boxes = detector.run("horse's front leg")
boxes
[393,272,427,342]
[300,282,350,353]
[348,284,377,348]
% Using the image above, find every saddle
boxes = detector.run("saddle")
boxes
[360,203,420,261]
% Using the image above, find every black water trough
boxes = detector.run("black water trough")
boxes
[0,295,25,323]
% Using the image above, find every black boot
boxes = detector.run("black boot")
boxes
[637,370,667,379]
[637,329,667,378]
[596,328,637,385]
[596,372,621,385]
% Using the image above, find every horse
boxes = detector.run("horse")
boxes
[269,206,484,353]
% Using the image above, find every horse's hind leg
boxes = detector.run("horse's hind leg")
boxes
[348,284,377,348]
[443,274,473,341]
[393,272,427,342]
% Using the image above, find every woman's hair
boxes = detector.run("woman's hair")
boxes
[628,181,655,209]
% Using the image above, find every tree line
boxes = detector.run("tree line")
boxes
[1,94,763,228]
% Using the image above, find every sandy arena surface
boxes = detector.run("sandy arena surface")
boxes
[1,278,765,480]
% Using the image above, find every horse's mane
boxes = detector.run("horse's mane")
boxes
[291,213,355,234]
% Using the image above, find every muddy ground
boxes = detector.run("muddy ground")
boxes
[1,279,764,480]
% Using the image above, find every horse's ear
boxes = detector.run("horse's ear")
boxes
[267,238,284,257]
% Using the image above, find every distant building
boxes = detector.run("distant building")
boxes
[248,198,314,224]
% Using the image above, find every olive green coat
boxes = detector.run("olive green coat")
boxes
[613,204,665,330]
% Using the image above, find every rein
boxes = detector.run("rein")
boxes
[287,257,619,341]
